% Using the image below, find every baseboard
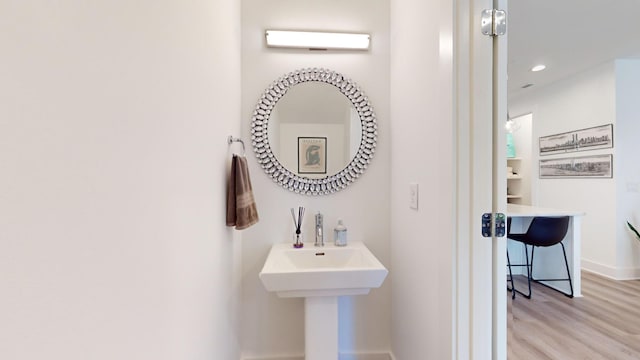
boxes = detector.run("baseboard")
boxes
[339,353,392,360]
[241,352,392,360]
[241,356,303,360]
[582,259,640,280]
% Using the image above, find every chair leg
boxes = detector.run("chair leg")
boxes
[524,244,532,298]
[530,242,574,298]
[529,244,535,295]
[507,250,515,299]
[559,242,574,297]
[510,243,532,299]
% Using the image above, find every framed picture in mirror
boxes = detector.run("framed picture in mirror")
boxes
[298,137,327,174]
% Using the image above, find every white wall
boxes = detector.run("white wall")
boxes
[390,0,454,358]
[509,62,638,278]
[0,1,242,359]
[240,0,391,358]
[615,59,640,276]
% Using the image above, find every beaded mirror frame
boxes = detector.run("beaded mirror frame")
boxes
[250,68,377,195]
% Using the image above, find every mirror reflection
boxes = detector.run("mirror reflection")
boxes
[268,82,362,178]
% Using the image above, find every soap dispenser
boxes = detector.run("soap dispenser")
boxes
[334,219,347,246]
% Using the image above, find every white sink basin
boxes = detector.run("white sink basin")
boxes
[259,241,388,298]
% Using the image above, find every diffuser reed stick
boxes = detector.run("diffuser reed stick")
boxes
[291,206,305,248]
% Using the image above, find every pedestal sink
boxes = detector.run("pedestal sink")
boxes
[259,241,388,360]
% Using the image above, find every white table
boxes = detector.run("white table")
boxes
[507,204,586,297]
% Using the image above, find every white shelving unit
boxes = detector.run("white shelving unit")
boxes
[507,157,523,204]
[505,113,533,205]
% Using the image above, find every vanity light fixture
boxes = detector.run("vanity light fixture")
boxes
[531,64,546,72]
[265,30,370,50]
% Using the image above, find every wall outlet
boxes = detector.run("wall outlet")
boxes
[409,183,419,210]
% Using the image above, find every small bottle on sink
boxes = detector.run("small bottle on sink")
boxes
[334,219,347,246]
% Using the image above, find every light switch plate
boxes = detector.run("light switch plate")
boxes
[409,183,419,210]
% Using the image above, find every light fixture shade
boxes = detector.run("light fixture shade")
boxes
[265,30,370,50]
[506,133,516,158]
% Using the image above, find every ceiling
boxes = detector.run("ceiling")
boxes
[507,0,640,99]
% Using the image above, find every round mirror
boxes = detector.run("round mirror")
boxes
[251,68,377,195]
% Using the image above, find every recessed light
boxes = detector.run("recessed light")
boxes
[531,64,546,72]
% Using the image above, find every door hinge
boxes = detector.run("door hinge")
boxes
[481,9,507,37]
[482,212,506,237]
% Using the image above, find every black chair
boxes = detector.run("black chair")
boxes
[506,217,516,299]
[507,216,573,299]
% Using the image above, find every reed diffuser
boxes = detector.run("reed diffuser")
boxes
[291,207,305,248]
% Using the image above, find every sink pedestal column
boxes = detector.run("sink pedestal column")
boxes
[305,296,338,360]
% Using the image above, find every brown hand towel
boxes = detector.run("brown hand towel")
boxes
[226,155,259,230]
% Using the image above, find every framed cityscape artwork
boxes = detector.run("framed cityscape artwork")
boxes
[539,154,613,178]
[539,124,613,156]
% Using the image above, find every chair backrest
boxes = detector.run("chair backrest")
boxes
[526,216,570,247]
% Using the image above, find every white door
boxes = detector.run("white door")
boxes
[455,0,507,358]
[491,0,508,358]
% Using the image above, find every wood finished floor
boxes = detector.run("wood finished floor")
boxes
[508,271,640,359]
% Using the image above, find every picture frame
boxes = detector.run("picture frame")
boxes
[539,124,613,156]
[298,137,327,174]
[539,154,613,179]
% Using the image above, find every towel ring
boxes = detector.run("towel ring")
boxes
[227,136,246,156]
